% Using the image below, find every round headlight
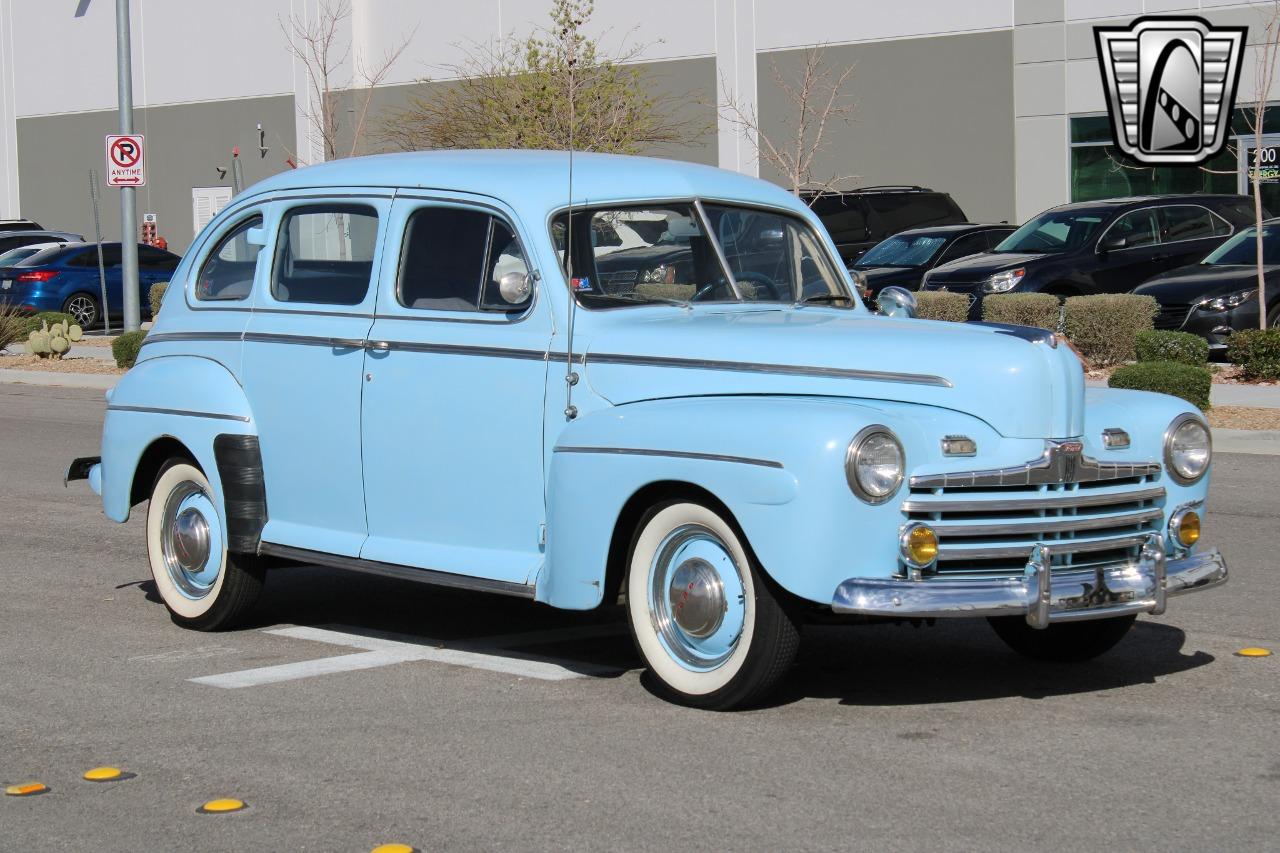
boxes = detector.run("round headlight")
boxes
[1164,414,1211,484]
[846,426,905,504]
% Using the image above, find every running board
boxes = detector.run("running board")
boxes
[257,542,537,600]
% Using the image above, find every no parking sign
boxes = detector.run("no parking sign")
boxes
[105,134,146,187]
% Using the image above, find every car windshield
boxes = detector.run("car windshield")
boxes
[994,210,1106,254]
[856,234,947,267]
[553,202,850,307]
[1202,224,1280,265]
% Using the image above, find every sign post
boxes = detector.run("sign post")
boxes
[114,0,140,332]
[87,170,111,335]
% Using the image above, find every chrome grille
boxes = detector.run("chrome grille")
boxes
[904,441,1165,577]
[599,270,639,292]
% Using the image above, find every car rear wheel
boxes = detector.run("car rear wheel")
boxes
[987,613,1136,662]
[625,500,799,710]
[61,292,101,331]
[146,460,263,631]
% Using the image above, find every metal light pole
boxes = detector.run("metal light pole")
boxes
[115,0,140,331]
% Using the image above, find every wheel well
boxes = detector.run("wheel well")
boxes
[601,480,750,609]
[129,437,200,507]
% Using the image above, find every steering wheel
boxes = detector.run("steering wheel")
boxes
[692,271,786,302]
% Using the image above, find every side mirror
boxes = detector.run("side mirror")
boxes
[1098,233,1126,254]
[496,271,532,306]
[757,226,786,246]
[245,226,267,246]
[877,285,917,319]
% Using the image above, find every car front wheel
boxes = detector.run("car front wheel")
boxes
[625,500,799,709]
[146,460,263,630]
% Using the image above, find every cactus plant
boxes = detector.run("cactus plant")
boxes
[25,319,74,360]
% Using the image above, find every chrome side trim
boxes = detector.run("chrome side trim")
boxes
[141,331,243,347]
[932,507,1163,538]
[902,486,1165,514]
[584,351,952,388]
[909,439,1160,488]
[257,542,536,599]
[831,542,1226,623]
[378,340,548,361]
[937,532,1150,560]
[553,445,784,469]
[107,404,251,423]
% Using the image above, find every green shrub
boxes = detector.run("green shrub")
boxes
[1063,294,1158,366]
[112,330,147,369]
[149,281,168,317]
[982,293,1060,331]
[1227,328,1280,381]
[0,303,27,352]
[914,291,970,323]
[1134,329,1209,366]
[21,311,74,336]
[1109,360,1212,410]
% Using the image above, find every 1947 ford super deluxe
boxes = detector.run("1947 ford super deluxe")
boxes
[68,151,1227,709]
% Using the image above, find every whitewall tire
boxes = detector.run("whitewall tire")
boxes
[625,500,799,709]
[146,460,262,630]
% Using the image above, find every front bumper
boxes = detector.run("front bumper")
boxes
[832,536,1226,629]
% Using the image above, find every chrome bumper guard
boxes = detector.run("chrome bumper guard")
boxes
[832,535,1227,629]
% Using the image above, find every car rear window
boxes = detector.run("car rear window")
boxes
[272,205,378,306]
[864,193,965,235]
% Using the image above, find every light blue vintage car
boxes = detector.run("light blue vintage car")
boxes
[68,151,1226,709]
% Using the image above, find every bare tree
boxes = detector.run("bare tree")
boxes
[280,0,414,163]
[378,0,704,154]
[721,47,856,202]
[1244,1,1280,329]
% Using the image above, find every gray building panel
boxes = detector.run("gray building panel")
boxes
[17,95,296,253]
[755,31,1017,225]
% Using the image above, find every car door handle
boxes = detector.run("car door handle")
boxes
[329,337,366,349]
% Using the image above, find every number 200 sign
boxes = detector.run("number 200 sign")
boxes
[106,134,146,187]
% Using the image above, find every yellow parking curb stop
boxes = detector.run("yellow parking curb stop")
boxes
[5,782,50,797]
[83,766,133,782]
[371,845,418,853]
[1236,647,1272,657]
[198,798,248,814]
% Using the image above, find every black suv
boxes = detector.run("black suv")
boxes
[921,195,1261,318]
[805,186,968,265]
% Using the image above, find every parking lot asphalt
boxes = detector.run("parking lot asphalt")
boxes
[1,384,1277,852]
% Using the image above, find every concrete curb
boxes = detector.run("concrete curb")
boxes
[0,370,118,390]
[1212,428,1280,456]
[1086,378,1280,409]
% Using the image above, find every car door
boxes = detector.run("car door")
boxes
[1157,204,1234,273]
[241,196,388,558]
[1091,208,1166,293]
[358,196,551,585]
[137,246,180,314]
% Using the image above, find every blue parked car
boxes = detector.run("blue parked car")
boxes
[0,241,180,329]
[67,152,1226,709]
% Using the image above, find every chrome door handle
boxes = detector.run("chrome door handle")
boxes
[329,337,365,349]
[365,340,391,351]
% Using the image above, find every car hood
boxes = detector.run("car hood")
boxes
[579,307,1085,439]
[925,252,1045,284]
[1134,264,1280,300]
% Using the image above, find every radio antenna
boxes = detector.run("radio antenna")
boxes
[562,19,580,422]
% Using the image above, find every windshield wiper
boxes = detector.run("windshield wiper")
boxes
[794,293,855,307]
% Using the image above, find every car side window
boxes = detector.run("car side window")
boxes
[272,205,378,305]
[397,206,530,312]
[937,233,988,264]
[1160,205,1231,242]
[195,216,263,301]
[139,246,180,271]
[810,196,869,242]
[1108,209,1160,249]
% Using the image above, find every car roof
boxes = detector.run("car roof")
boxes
[0,229,81,239]
[888,223,1013,238]
[1044,194,1251,214]
[245,150,808,218]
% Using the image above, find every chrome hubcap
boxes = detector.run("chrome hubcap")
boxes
[160,482,222,600]
[648,524,746,671]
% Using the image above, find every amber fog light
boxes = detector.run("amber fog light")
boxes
[901,523,939,569]
[1170,508,1201,549]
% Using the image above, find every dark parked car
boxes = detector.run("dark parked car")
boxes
[805,186,968,264]
[850,223,1016,297]
[921,195,1261,318]
[1134,220,1280,354]
[0,242,180,329]
[0,229,83,254]
[0,218,44,231]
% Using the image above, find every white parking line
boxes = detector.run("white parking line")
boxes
[189,624,626,689]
